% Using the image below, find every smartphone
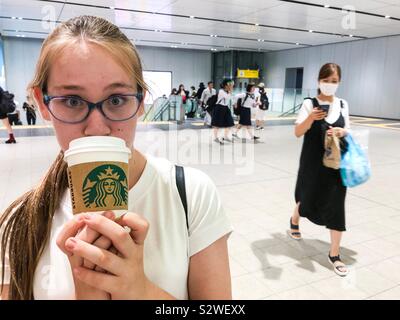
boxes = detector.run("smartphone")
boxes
[319,104,330,113]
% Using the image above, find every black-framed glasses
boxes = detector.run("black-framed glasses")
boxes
[43,93,143,124]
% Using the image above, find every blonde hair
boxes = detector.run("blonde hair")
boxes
[1,15,147,300]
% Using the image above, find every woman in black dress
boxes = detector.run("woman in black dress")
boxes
[23,95,37,125]
[289,63,351,277]
[211,79,235,145]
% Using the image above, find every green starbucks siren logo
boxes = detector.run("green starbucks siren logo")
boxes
[82,164,128,209]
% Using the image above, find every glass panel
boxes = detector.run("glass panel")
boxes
[0,39,5,89]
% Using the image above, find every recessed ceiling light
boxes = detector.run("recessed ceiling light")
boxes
[18,17,23,20]
[11,17,16,19]
[257,39,262,42]
[349,34,353,37]
[171,45,178,48]
[385,15,391,19]
[109,6,115,9]
[324,4,330,8]
[309,30,313,32]
[296,42,300,45]
[255,23,259,26]
[190,16,195,19]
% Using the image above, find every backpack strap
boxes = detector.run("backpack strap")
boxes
[175,165,189,230]
[243,93,249,105]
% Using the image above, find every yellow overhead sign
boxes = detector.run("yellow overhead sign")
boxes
[237,69,259,78]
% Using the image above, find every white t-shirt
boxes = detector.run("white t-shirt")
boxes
[295,97,351,129]
[200,88,216,105]
[1,155,233,300]
[217,89,233,107]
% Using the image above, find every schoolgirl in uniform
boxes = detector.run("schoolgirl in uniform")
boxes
[211,79,235,145]
[232,84,260,141]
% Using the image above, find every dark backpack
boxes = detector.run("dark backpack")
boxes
[234,94,249,116]
[206,94,218,113]
[0,91,16,114]
[259,93,269,110]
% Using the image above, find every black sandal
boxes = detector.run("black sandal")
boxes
[288,217,302,240]
[328,254,349,277]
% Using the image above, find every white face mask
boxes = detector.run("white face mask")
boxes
[319,82,339,96]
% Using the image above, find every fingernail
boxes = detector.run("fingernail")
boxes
[104,211,115,219]
[66,237,77,250]
[83,213,94,220]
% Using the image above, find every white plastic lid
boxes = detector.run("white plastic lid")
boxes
[64,136,131,166]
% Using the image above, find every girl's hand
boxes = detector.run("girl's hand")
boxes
[64,212,152,300]
[308,108,327,121]
[56,211,115,300]
[327,126,347,138]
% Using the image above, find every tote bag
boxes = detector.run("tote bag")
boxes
[340,133,371,187]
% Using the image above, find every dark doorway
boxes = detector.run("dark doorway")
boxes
[285,67,303,89]
[283,67,304,113]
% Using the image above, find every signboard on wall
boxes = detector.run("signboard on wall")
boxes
[237,69,259,79]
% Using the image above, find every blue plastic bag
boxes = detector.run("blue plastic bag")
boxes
[340,133,371,187]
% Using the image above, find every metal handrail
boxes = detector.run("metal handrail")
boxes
[143,97,170,122]
[152,99,171,121]
[142,103,154,121]
[278,102,303,117]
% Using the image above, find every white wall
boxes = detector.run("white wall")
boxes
[3,37,43,123]
[2,37,212,125]
[263,35,400,120]
[137,46,212,91]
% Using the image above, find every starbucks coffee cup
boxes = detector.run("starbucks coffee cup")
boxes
[64,136,131,217]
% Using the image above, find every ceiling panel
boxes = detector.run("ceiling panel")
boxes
[264,3,345,19]
[352,25,399,37]
[59,3,116,22]
[1,0,400,52]
[0,0,64,19]
[190,0,283,10]
[116,13,218,33]
[239,8,323,28]
[368,5,400,19]
[158,0,262,21]
[297,0,392,11]
[0,18,54,34]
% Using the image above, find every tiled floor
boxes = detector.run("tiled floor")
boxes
[1,121,400,300]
